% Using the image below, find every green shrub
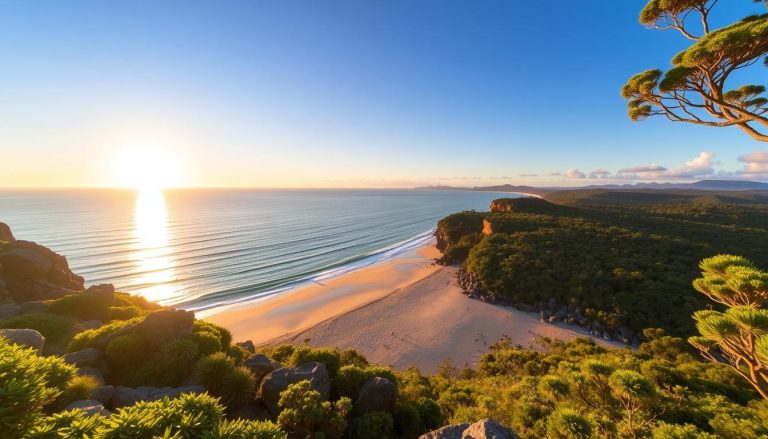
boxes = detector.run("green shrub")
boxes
[0,313,75,347]
[130,337,201,387]
[48,294,110,321]
[26,409,105,438]
[104,333,147,367]
[107,305,144,321]
[289,346,341,377]
[190,330,223,357]
[365,365,397,384]
[195,352,236,393]
[340,349,369,367]
[203,418,286,439]
[194,320,232,348]
[277,380,351,439]
[67,316,142,352]
[57,375,99,409]
[225,344,250,364]
[264,345,295,364]
[351,411,394,439]
[393,401,423,438]
[652,422,716,439]
[334,365,369,398]
[415,397,443,430]
[0,336,76,437]
[220,366,256,409]
[546,408,593,439]
[112,292,161,311]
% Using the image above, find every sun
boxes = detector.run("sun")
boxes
[112,147,184,189]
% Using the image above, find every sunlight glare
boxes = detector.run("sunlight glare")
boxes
[131,189,178,303]
[114,147,183,189]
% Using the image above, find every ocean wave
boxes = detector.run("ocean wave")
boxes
[188,228,436,316]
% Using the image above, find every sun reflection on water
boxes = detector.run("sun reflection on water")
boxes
[132,189,177,303]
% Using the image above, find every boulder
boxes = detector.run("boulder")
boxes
[237,339,256,353]
[260,362,331,416]
[228,403,271,421]
[91,385,115,405]
[86,284,115,302]
[0,303,21,319]
[0,328,44,352]
[135,309,195,347]
[419,423,469,439]
[19,300,49,314]
[112,385,206,408]
[462,419,519,439]
[0,247,51,279]
[355,377,396,415]
[243,354,281,384]
[0,222,15,242]
[419,419,519,439]
[64,348,101,367]
[64,400,111,417]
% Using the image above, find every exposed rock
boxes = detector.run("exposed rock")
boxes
[135,309,195,347]
[419,423,469,439]
[91,385,115,405]
[482,219,493,236]
[112,385,206,408]
[237,339,256,353]
[243,354,281,384]
[0,328,44,352]
[419,419,519,439]
[355,377,397,415]
[19,300,49,314]
[0,303,21,319]
[74,320,103,332]
[64,348,101,367]
[64,400,111,417]
[260,362,331,416]
[0,222,15,241]
[86,283,115,295]
[0,247,51,279]
[462,419,519,438]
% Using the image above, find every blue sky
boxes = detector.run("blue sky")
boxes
[1,0,766,187]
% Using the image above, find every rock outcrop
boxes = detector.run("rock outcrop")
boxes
[0,222,15,241]
[420,419,519,439]
[0,235,84,302]
[259,362,331,416]
[64,348,102,368]
[354,377,396,415]
[244,354,281,385]
[0,328,45,352]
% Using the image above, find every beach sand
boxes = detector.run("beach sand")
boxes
[205,242,620,373]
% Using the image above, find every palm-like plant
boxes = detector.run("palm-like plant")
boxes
[688,255,768,399]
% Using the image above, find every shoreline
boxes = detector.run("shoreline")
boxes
[205,241,622,372]
[204,242,443,345]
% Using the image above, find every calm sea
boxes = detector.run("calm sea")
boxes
[0,189,518,311]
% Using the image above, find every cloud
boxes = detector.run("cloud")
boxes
[737,150,768,177]
[616,152,716,180]
[564,168,586,179]
[589,169,611,179]
[519,173,538,177]
[617,164,667,175]
[548,172,562,176]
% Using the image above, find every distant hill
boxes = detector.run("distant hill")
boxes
[416,179,768,196]
[544,189,768,206]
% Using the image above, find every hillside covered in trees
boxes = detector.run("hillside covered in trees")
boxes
[436,190,768,336]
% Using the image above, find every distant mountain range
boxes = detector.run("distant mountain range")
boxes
[416,180,768,195]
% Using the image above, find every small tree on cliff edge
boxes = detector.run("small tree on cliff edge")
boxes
[622,1,768,142]
[688,254,768,399]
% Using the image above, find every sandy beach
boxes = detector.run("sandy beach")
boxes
[205,242,619,372]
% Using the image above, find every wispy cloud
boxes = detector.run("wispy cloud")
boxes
[737,150,768,177]
[565,168,586,179]
[589,169,611,179]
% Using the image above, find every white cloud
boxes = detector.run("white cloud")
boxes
[616,152,716,180]
[737,150,768,177]
[589,169,611,179]
[519,173,538,177]
[565,168,586,179]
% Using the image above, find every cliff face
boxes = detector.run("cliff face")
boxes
[489,196,554,213]
[0,223,85,302]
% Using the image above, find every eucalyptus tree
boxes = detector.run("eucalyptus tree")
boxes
[622,1,768,141]
[688,254,768,399]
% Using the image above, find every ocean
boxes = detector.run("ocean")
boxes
[0,189,518,311]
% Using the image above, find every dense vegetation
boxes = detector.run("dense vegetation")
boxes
[437,192,768,335]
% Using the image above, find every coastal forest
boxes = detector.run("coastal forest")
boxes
[437,192,768,337]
